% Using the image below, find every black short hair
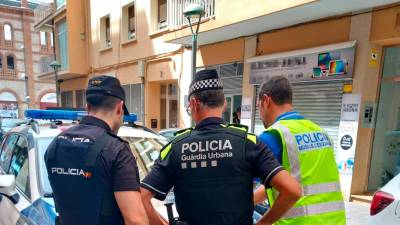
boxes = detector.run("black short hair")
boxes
[191,89,225,108]
[258,76,292,105]
[86,93,121,112]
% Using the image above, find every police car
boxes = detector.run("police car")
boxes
[0,109,167,225]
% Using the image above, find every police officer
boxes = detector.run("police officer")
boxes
[140,69,302,225]
[45,76,148,225]
[253,76,346,225]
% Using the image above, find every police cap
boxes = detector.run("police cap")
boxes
[188,69,223,98]
[86,75,130,115]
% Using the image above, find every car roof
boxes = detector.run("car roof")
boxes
[159,128,180,133]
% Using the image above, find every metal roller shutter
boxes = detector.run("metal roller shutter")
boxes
[207,62,243,95]
[253,81,344,152]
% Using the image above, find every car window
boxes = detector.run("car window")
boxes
[37,137,53,195]
[9,136,30,199]
[0,134,19,173]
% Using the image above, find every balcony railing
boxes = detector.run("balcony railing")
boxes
[167,0,215,30]
[34,3,54,26]
[1,69,17,78]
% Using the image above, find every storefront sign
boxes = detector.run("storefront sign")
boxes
[240,98,252,120]
[240,98,253,129]
[336,94,361,176]
[336,94,361,199]
[249,45,355,84]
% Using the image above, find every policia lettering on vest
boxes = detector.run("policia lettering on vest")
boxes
[254,76,346,225]
[140,69,302,225]
[45,76,148,225]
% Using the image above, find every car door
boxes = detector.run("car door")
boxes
[0,134,31,225]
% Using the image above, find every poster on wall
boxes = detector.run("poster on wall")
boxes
[249,43,355,84]
[0,102,18,118]
[336,94,361,199]
[240,98,253,129]
[0,92,18,119]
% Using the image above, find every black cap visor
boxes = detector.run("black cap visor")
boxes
[123,103,130,116]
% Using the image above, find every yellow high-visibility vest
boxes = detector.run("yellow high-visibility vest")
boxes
[266,119,346,225]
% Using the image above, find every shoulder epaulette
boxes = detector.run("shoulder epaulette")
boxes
[226,124,249,132]
[172,127,193,144]
[174,127,193,136]
[246,133,257,144]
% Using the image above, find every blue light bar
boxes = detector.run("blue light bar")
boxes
[25,109,137,123]
[124,114,137,123]
[25,109,87,120]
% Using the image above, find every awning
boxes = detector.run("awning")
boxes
[247,41,356,63]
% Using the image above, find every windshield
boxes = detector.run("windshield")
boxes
[35,136,167,195]
[36,137,54,195]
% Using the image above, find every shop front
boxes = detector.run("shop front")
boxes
[368,46,400,190]
[248,41,356,145]
[247,41,359,195]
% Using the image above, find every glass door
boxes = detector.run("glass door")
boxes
[223,95,242,124]
[160,83,178,129]
[368,46,400,190]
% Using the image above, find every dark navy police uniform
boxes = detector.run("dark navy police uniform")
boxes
[141,117,283,225]
[45,116,140,225]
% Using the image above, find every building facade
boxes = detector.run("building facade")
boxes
[0,0,56,119]
[34,0,400,201]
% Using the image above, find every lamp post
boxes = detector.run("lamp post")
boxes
[49,61,61,107]
[183,3,205,79]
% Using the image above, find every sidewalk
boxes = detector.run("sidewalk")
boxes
[346,201,370,225]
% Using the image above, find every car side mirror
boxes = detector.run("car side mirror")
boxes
[0,175,19,204]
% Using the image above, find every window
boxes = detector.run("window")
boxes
[56,0,65,9]
[50,32,54,47]
[61,91,73,108]
[128,5,135,39]
[4,24,12,41]
[100,15,111,48]
[0,134,18,173]
[158,0,167,30]
[105,16,111,47]
[9,136,30,198]
[7,55,14,70]
[40,31,47,47]
[40,57,50,73]
[56,19,68,70]
[122,84,142,122]
[75,90,86,108]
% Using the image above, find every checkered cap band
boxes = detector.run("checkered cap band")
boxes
[189,78,223,95]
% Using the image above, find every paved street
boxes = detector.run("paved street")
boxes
[346,201,370,225]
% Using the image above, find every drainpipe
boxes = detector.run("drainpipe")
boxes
[138,60,145,125]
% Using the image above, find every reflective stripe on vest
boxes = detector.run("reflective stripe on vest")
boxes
[303,181,341,196]
[282,201,345,219]
[270,123,301,181]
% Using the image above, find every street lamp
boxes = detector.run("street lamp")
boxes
[49,61,62,107]
[183,3,205,79]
